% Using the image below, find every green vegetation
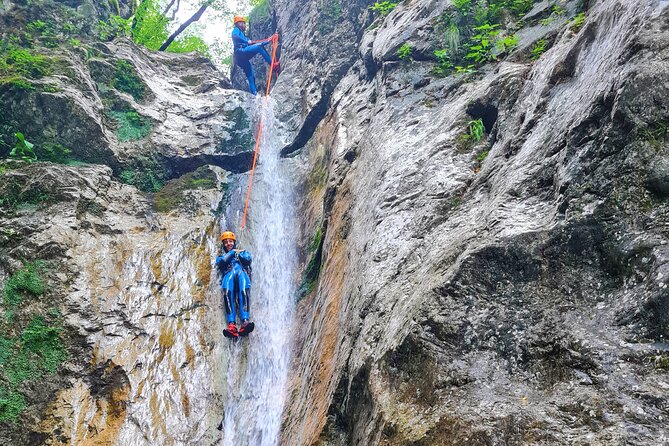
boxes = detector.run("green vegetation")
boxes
[129,0,169,49]
[26,20,48,33]
[639,120,669,149]
[397,43,413,60]
[455,64,476,75]
[111,60,145,101]
[298,224,325,300]
[0,386,26,424]
[0,314,67,423]
[153,166,218,212]
[465,24,507,63]
[3,261,45,308]
[440,21,461,55]
[0,41,52,91]
[497,34,519,53]
[468,118,485,142]
[19,317,68,373]
[476,149,489,162]
[432,49,453,77]
[2,130,76,164]
[655,355,669,371]
[571,12,586,32]
[99,0,212,58]
[552,4,566,15]
[530,38,548,60]
[310,225,323,252]
[456,118,487,153]
[452,0,472,13]
[540,16,555,26]
[250,0,271,22]
[10,132,36,162]
[119,155,165,193]
[540,4,567,25]
[97,15,132,41]
[431,0,529,77]
[35,142,74,164]
[0,183,52,211]
[370,1,398,16]
[465,23,518,64]
[108,110,152,142]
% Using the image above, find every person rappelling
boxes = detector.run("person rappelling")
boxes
[216,231,255,338]
[232,15,281,95]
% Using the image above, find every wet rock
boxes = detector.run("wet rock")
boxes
[646,157,669,197]
[274,0,669,444]
[0,38,257,181]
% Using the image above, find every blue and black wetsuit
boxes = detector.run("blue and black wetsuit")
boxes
[232,26,272,95]
[216,247,252,323]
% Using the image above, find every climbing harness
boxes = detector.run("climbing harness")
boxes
[239,33,279,240]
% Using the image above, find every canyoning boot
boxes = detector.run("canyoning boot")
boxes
[238,320,255,337]
[223,322,239,339]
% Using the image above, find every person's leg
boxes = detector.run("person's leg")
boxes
[235,54,257,95]
[237,269,251,322]
[222,272,237,323]
[237,43,272,64]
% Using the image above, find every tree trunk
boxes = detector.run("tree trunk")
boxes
[169,0,180,21]
[159,2,208,51]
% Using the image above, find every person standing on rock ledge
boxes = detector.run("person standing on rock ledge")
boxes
[232,15,281,95]
[216,231,255,338]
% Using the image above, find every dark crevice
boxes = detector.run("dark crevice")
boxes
[467,101,499,134]
[114,150,255,194]
[281,13,365,157]
[166,151,255,177]
[467,100,500,147]
[281,85,333,157]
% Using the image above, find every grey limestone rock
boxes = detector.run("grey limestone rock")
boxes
[272,0,669,444]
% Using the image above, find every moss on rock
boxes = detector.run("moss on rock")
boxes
[219,107,254,154]
[107,109,152,142]
[118,154,165,192]
[0,258,67,424]
[153,166,218,213]
[111,59,145,101]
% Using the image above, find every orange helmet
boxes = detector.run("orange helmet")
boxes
[233,15,247,25]
[221,231,236,241]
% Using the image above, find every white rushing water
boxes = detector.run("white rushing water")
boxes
[221,97,297,446]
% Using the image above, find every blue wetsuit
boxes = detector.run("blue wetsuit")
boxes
[232,26,272,95]
[216,247,252,323]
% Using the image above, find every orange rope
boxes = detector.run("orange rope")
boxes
[240,34,279,232]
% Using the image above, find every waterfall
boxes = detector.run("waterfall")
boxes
[221,98,297,446]
[58,97,296,446]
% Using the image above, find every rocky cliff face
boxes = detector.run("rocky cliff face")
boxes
[2,0,669,444]
[0,2,260,443]
[272,0,669,444]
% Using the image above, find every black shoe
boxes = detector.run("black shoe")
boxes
[223,322,239,339]
[238,321,255,336]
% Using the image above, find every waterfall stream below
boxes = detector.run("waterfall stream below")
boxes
[220,98,297,446]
